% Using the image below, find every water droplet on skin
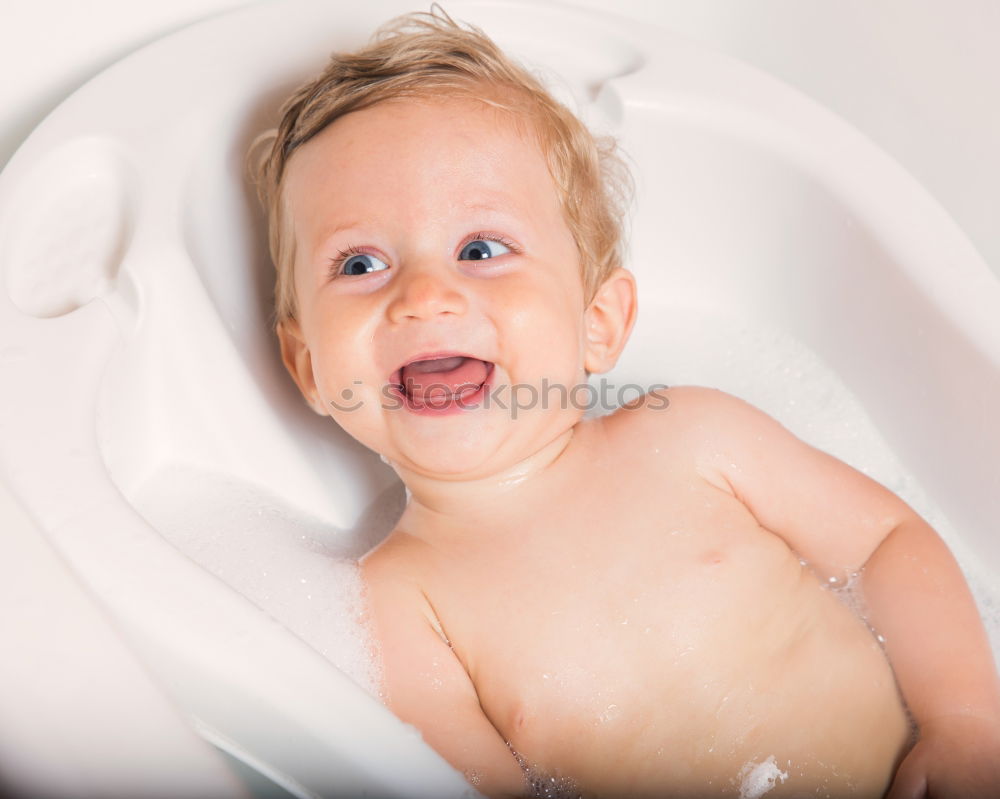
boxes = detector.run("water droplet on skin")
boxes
[465,770,482,786]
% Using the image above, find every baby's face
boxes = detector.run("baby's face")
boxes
[279,96,605,478]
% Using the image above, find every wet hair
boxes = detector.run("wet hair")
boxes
[250,6,632,326]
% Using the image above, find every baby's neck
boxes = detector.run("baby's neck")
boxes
[392,426,578,541]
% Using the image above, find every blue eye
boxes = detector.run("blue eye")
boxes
[458,239,511,261]
[341,252,389,276]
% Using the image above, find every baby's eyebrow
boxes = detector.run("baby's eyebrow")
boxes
[458,201,529,232]
[312,221,366,256]
[461,198,513,214]
[319,220,365,239]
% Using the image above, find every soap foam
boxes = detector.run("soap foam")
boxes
[510,748,583,799]
[738,755,789,799]
[132,464,406,696]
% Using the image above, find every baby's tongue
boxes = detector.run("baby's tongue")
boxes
[400,356,488,402]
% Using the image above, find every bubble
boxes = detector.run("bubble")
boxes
[509,748,583,799]
[737,755,789,799]
[132,465,385,697]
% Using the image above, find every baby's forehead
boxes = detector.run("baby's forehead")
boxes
[281,94,573,257]
[286,96,555,200]
[292,89,543,164]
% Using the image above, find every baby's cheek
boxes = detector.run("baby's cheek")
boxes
[512,298,583,354]
[326,391,386,449]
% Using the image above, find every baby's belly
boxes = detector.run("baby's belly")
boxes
[473,536,911,798]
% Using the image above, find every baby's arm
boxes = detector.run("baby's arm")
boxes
[670,386,1000,798]
[360,548,527,799]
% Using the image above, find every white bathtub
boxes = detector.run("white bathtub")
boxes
[1,0,998,796]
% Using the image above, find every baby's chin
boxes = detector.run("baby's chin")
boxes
[383,414,581,486]
[387,435,505,480]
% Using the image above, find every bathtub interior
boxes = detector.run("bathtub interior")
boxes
[2,0,1000,795]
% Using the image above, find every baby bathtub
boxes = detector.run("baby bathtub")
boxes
[1,0,999,796]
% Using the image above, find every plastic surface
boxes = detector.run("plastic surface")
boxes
[1,0,999,796]
[0,480,248,799]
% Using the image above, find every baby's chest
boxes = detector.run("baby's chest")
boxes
[431,484,809,756]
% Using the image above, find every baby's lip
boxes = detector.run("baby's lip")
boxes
[389,351,490,383]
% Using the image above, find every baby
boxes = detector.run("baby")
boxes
[252,10,1000,798]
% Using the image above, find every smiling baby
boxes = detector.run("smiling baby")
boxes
[251,9,1000,798]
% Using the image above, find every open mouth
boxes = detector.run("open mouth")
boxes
[390,354,494,408]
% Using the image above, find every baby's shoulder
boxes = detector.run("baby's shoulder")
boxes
[361,530,457,639]
[604,383,747,446]
[601,384,766,490]
[360,531,432,608]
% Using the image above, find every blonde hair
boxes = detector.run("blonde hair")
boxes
[250,7,632,326]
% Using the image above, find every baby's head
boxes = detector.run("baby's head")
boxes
[251,8,637,477]
[255,7,632,325]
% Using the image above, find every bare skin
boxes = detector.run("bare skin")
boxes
[361,389,913,798]
[276,95,1000,798]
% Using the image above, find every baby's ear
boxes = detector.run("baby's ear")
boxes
[583,268,637,374]
[276,318,327,416]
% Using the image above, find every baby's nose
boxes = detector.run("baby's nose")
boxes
[386,264,468,323]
